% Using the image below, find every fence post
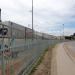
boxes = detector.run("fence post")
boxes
[1,24,5,75]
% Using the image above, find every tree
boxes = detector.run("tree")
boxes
[73,33,75,36]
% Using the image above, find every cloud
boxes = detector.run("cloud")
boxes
[0,0,75,35]
[64,28,75,36]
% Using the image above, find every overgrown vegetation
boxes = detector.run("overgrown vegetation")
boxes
[65,33,75,40]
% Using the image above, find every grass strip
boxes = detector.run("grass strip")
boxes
[29,44,56,75]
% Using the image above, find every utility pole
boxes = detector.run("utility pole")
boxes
[63,24,64,40]
[32,0,34,40]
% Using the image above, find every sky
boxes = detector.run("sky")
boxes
[0,0,75,36]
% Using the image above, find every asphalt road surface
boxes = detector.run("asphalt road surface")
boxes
[52,41,75,75]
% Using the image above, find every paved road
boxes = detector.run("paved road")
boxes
[54,41,75,75]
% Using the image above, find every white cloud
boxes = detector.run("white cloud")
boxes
[64,28,75,36]
[0,0,75,36]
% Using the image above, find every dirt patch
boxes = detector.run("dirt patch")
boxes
[31,45,55,75]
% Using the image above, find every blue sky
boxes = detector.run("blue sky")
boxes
[0,0,75,36]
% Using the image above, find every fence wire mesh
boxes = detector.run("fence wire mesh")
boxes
[0,22,61,75]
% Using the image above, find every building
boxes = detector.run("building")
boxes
[0,21,57,40]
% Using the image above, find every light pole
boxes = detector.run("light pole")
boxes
[32,0,34,40]
[63,24,64,40]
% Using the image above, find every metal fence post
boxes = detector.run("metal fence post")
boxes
[1,24,5,75]
[25,27,26,41]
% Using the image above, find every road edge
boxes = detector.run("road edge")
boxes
[51,44,58,75]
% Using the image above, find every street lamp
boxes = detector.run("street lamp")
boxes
[63,24,64,40]
[32,0,34,40]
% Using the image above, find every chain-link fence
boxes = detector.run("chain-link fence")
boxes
[0,22,61,75]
